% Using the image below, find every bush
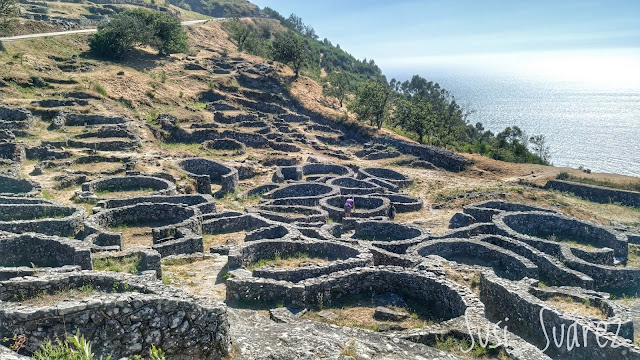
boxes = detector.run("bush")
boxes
[90,9,188,60]
[33,331,166,360]
[557,172,570,180]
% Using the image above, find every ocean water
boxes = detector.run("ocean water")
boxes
[391,72,640,177]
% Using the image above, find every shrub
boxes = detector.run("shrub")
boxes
[557,172,570,180]
[90,9,188,60]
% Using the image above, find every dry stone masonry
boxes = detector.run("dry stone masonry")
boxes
[1,80,639,360]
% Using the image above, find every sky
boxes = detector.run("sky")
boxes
[250,0,640,86]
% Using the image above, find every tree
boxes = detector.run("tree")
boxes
[0,0,17,35]
[226,18,255,52]
[349,80,392,129]
[272,31,309,77]
[322,71,349,107]
[529,134,551,162]
[393,96,437,143]
[90,9,188,60]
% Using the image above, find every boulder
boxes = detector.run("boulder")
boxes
[373,306,410,322]
[449,212,476,229]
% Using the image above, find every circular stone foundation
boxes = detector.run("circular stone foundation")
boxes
[319,195,390,221]
[262,183,340,206]
[95,194,216,216]
[326,177,384,195]
[246,205,328,224]
[0,175,41,197]
[0,232,92,269]
[323,220,428,253]
[226,265,478,321]
[177,158,239,197]
[85,203,202,251]
[380,193,423,213]
[301,163,353,178]
[411,238,539,280]
[358,168,413,188]
[0,204,85,237]
[81,175,176,198]
[495,211,628,260]
[228,238,373,282]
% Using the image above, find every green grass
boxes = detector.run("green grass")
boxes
[92,255,141,275]
[41,189,54,200]
[193,101,208,110]
[92,82,108,97]
[162,257,193,266]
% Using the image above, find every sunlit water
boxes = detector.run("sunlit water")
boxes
[390,72,640,177]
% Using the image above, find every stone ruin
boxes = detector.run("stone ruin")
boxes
[0,271,230,359]
[0,97,639,359]
[2,155,640,359]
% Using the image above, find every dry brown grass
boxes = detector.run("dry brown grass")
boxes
[545,296,607,319]
[108,226,153,248]
[249,255,329,270]
[162,256,227,299]
[96,188,156,198]
[203,231,247,248]
[14,287,106,306]
[69,162,124,173]
[303,305,429,332]
[443,266,481,295]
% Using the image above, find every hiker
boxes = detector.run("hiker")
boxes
[344,197,354,218]
[388,204,397,221]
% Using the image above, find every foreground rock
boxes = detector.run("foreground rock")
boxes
[229,308,463,360]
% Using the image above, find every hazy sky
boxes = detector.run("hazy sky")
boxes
[251,0,640,85]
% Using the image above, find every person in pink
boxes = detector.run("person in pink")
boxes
[344,198,355,218]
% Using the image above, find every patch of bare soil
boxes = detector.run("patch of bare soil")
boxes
[162,256,228,300]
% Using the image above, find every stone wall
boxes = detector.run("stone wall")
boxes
[0,271,230,359]
[228,238,373,283]
[326,176,384,195]
[463,200,559,223]
[96,194,216,216]
[0,107,34,130]
[0,233,92,269]
[411,238,539,280]
[546,179,640,208]
[376,136,472,172]
[319,195,390,221]
[0,142,25,162]
[0,175,41,197]
[0,204,85,237]
[480,272,640,359]
[81,175,177,197]
[495,211,628,258]
[358,167,413,188]
[177,158,238,197]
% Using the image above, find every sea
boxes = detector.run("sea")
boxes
[388,71,640,177]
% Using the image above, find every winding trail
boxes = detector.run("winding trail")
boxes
[0,19,214,43]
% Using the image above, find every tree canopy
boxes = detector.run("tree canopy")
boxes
[349,80,392,129]
[90,9,188,60]
[322,72,350,107]
[272,31,309,77]
[223,8,550,166]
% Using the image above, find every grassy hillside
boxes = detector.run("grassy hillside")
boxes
[169,0,260,17]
